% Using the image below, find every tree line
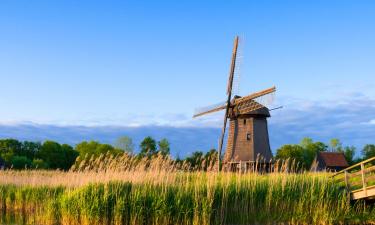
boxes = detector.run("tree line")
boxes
[0,136,172,170]
[275,138,375,169]
[0,136,374,170]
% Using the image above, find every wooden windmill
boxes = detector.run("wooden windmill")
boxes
[193,36,276,171]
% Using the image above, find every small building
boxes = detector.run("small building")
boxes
[311,152,349,172]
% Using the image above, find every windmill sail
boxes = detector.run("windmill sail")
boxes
[231,37,243,96]
[235,87,276,114]
[193,101,227,118]
[217,36,240,171]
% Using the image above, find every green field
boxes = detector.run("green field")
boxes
[0,169,373,225]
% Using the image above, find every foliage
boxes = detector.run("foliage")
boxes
[275,144,305,166]
[75,141,122,159]
[276,138,363,168]
[139,136,157,158]
[158,138,170,156]
[329,138,342,151]
[300,138,327,168]
[185,151,204,169]
[32,158,48,169]
[338,146,356,165]
[362,144,375,160]
[114,136,134,154]
[37,141,78,170]
[10,156,32,169]
[0,139,76,170]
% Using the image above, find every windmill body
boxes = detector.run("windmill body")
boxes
[223,105,273,171]
[193,36,276,171]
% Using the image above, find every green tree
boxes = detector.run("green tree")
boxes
[329,138,342,152]
[11,156,32,169]
[61,144,79,170]
[0,139,22,166]
[139,136,157,158]
[37,141,64,169]
[338,146,356,165]
[300,137,313,149]
[362,144,375,160]
[115,136,134,154]
[32,159,48,169]
[158,138,170,156]
[276,145,305,166]
[21,141,41,159]
[300,139,327,168]
[76,141,121,158]
[204,149,218,170]
[38,141,77,170]
[185,151,204,170]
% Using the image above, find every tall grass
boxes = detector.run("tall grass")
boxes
[0,154,373,225]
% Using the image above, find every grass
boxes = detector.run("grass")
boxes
[0,155,374,225]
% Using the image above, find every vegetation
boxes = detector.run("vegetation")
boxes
[275,137,373,169]
[0,154,374,225]
[1,136,374,172]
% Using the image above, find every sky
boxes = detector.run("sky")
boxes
[0,1,374,153]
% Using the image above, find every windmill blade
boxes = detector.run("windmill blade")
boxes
[231,36,243,96]
[236,99,267,114]
[234,86,276,105]
[217,36,240,171]
[235,89,276,114]
[226,36,239,96]
[193,101,227,118]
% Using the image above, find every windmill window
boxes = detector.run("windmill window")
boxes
[246,132,251,141]
[243,119,246,125]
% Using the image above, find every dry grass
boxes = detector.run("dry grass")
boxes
[0,153,373,225]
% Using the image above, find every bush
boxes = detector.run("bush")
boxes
[11,156,32,169]
[32,158,49,169]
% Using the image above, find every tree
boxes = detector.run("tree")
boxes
[61,144,79,170]
[362,144,375,160]
[338,146,356,165]
[38,141,78,170]
[11,156,32,169]
[115,136,134,154]
[158,138,170,156]
[0,139,22,166]
[204,149,218,170]
[32,159,48,169]
[139,136,157,158]
[276,145,305,166]
[21,141,41,159]
[329,138,342,152]
[185,151,204,170]
[37,141,64,169]
[76,141,121,158]
[300,137,313,149]
[300,139,327,168]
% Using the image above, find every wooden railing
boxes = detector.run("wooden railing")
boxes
[332,156,375,200]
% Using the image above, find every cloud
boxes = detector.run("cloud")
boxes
[0,94,374,157]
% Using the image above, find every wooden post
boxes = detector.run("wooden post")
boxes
[361,163,367,197]
[344,171,351,201]
[344,171,349,191]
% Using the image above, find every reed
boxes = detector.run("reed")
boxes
[0,154,373,225]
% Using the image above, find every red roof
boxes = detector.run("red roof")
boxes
[318,152,349,167]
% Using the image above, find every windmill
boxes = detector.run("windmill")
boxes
[193,36,276,171]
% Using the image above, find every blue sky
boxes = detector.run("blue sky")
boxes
[0,1,374,152]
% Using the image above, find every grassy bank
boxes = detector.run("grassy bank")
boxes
[0,170,373,225]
